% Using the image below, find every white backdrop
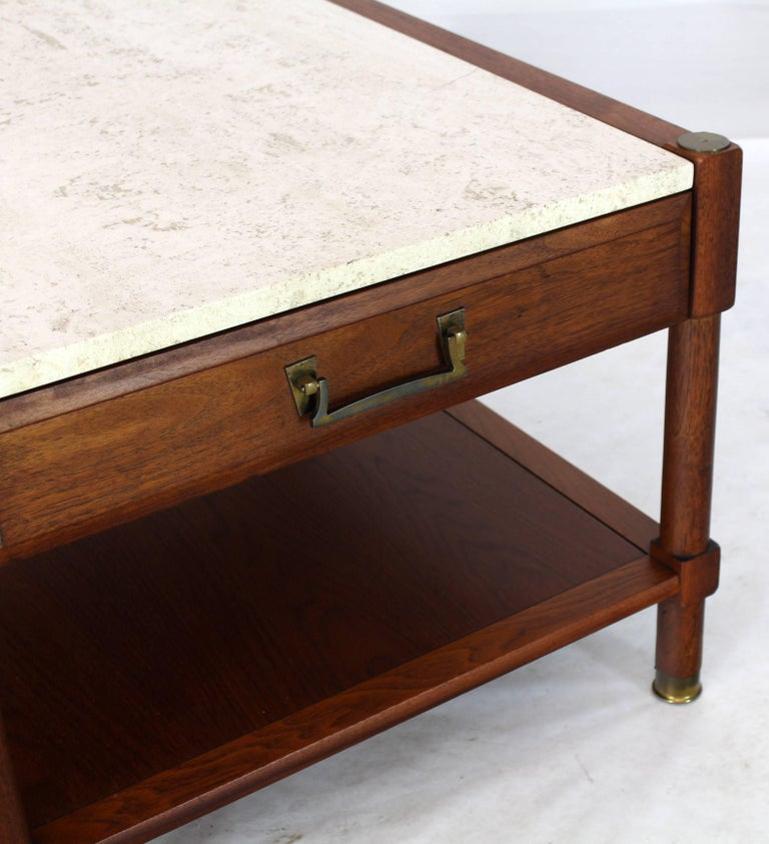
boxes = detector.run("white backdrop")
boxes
[161,3,769,842]
[390,0,769,137]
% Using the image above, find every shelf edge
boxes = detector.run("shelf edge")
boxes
[34,556,678,844]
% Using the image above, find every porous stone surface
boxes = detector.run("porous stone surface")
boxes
[0,0,692,397]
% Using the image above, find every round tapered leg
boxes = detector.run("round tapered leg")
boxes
[653,597,705,703]
[653,315,720,703]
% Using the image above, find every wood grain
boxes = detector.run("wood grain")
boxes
[659,316,720,557]
[656,598,706,684]
[447,401,658,551]
[0,195,688,434]
[0,409,644,834]
[34,557,676,844]
[0,716,28,843]
[0,3,741,837]
[0,206,690,560]
[655,315,721,683]
[650,539,720,608]
[0,408,677,841]
[686,146,742,316]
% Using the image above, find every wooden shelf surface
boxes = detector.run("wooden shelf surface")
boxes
[0,403,676,843]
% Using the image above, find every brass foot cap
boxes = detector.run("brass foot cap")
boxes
[652,671,702,704]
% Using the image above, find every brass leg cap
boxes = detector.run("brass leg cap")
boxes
[652,671,702,704]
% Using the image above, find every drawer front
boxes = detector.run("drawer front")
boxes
[0,211,689,558]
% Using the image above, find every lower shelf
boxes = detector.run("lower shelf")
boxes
[0,401,677,843]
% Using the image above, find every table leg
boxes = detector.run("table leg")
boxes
[654,314,721,703]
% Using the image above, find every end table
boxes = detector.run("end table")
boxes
[0,1,741,841]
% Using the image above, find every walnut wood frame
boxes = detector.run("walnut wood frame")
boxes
[0,1,741,840]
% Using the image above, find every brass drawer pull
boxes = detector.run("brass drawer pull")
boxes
[285,308,467,428]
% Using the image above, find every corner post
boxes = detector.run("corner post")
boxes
[653,129,741,703]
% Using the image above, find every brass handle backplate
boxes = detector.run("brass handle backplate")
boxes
[284,308,467,428]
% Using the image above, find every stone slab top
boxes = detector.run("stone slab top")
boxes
[0,0,693,399]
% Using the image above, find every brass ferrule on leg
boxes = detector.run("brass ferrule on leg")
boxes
[652,670,703,704]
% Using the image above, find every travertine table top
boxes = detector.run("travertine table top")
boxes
[0,0,693,400]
